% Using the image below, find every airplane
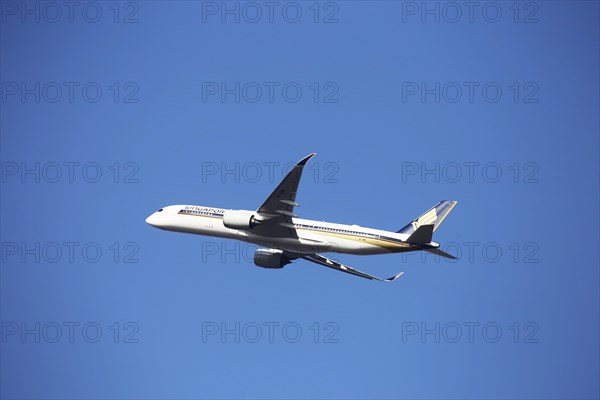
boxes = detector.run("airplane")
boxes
[145,153,457,282]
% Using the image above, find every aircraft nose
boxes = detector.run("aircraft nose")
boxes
[145,213,158,227]
[146,208,166,228]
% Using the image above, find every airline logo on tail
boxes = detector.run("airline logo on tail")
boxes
[412,208,437,230]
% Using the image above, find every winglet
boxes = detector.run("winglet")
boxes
[298,153,316,166]
[385,271,405,282]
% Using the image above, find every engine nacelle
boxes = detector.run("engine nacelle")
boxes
[222,210,258,230]
[254,249,291,269]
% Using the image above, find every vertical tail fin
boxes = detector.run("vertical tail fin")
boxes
[397,200,457,235]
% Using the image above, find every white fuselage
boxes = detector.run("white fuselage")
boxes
[146,205,431,256]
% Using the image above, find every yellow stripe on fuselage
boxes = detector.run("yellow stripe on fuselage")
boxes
[297,227,410,249]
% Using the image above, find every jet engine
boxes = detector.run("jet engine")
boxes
[222,210,260,230]
[254,249,291,269]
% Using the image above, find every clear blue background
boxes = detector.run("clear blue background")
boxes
[1,1,598,399]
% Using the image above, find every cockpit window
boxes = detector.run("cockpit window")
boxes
[157,208,163,212]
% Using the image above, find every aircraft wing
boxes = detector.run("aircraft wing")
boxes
[301,253,404,282]
[252,153,316,238]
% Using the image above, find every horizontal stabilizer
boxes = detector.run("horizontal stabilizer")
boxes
[406,224,434,244]
[424,247,458,260]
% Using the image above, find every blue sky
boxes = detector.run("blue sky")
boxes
[1,1,599,399]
